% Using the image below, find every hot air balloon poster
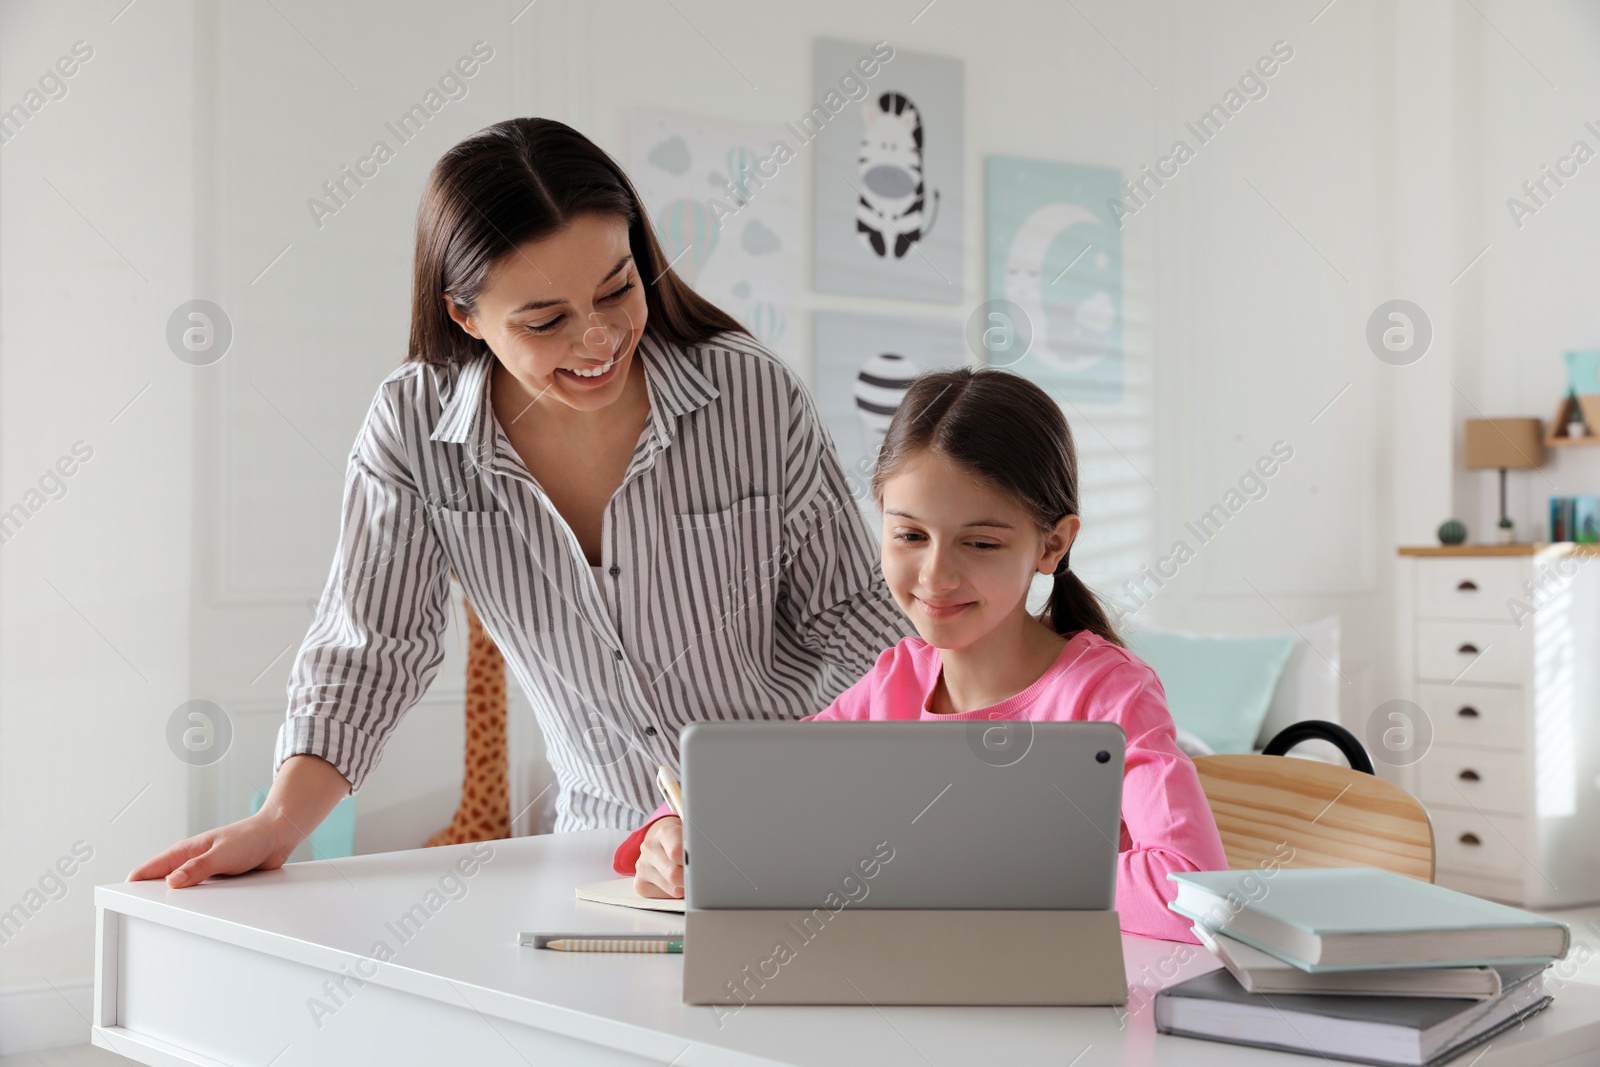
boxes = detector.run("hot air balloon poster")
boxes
[811,38,964,304]
[628,108,800,363]
[812,310,974,522]
[985,156,1124,403]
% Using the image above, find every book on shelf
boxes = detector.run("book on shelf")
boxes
[1578,496,1599,543]
[1550,495,1600,543]
[1166,868,1570,972]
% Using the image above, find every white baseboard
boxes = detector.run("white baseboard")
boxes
[0,979,93,1055]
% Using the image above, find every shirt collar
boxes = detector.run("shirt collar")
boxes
[429,353,492,445]
[634,328,721,448]
[428,329,722,447]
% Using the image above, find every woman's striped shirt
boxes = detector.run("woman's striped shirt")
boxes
[274,329,912,832]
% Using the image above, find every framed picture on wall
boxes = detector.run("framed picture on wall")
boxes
[812,310,974,522]
[810,38,964,303]
[628,108,801,363]
[985,156,1124,403]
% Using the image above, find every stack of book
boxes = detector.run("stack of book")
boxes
[1156,868,1571,1066]
[1549,495,1599,543]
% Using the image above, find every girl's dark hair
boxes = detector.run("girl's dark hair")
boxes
[871,367,1124,648]
[407,117,751,365]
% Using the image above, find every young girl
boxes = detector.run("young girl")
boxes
[614,367,1228,943]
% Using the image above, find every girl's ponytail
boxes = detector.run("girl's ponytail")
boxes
[1045,548,1125,649]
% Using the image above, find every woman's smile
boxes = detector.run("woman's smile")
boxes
[556,352,623,384]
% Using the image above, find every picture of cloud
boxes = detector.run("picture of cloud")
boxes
[648,135,690,175]
[742,219,781,256]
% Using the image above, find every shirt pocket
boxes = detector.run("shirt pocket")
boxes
[431,507,541,633]
[665,494,783,661]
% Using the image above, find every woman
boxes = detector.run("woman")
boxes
[130,118,910,887]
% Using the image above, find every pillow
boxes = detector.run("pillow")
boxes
[1255,614,1341,750]
[1172,726,1216,759]
[1123,630,1295,755]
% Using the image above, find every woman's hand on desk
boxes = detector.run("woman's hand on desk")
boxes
[634,816,684,899]
[127,753,350,887]
[125,811,298,887]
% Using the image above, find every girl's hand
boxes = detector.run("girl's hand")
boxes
[633,816,684,899]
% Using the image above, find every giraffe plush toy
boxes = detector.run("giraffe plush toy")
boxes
[425,597,511,846]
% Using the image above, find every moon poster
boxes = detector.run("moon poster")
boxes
[812,310,974,522]
[810,39,964,304]
[628,108,800,363]
[985,156,1124,402]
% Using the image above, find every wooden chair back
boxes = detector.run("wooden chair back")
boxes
[1192,754,1435,882]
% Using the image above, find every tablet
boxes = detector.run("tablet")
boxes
[680,720,1125,910]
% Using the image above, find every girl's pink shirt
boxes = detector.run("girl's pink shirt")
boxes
[612,630,1229,943]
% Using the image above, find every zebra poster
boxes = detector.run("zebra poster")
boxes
[628,108,801,364]
[985,156,1124,402]
[810,39,964,303]
[812,310,974,523]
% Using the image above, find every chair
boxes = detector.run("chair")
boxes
[1192,720,1436,882]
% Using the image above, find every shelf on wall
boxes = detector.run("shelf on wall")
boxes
[1398,543,1600,557]
[1547,393,1600,446]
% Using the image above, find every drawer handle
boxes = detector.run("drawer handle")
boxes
[1457,643,1480,655]
[1458,769,1481,782]
[1457,706,1480,719]
[1459,832,1481,847]
[1457,580,1479,591]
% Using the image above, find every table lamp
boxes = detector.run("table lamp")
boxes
[1464,418,1546,544]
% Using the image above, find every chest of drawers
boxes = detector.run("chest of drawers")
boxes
[1394,545,1600,906]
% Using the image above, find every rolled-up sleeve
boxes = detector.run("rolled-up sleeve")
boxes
[775,377,912,681]
[273,381,452,794]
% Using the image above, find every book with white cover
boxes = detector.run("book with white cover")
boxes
[1167,868,1570,971]
[1192,924,1508,999]
[576,877,686,914]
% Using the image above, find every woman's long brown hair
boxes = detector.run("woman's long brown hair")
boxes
[871,367,1125,647]
[407,117,750,366]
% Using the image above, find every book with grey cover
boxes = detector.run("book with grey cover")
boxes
[1154,962,1551,1066]
[1167,868,1570,971]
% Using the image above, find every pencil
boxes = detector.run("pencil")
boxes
[544,938,683,953]
[656,765,685,818]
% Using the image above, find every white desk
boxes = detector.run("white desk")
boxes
[92,830,1600,1066]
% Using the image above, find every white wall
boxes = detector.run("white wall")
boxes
[0,0,195,1048]
[1469,2,1600,533]
[1124,1,1400,724]
[2,0,1590,1052]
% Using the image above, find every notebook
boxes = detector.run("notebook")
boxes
[1168,868,1571,971]
[575,877,686,914]
[1193,924,1509,999]
[1155,962,1551,1067]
